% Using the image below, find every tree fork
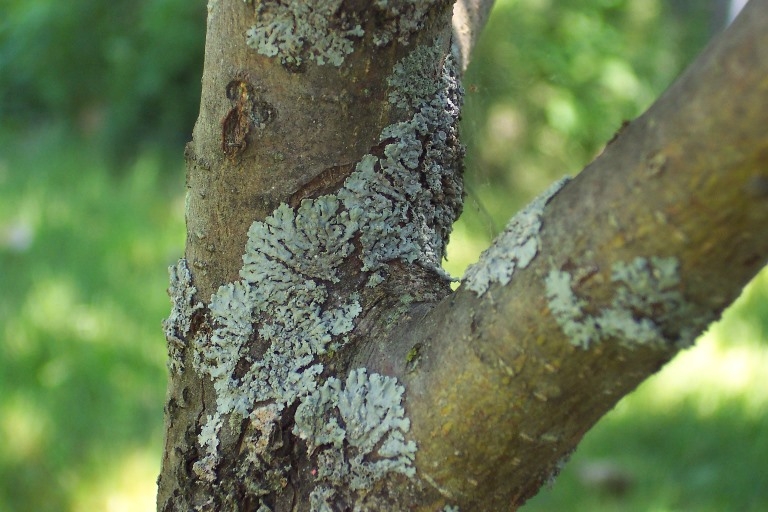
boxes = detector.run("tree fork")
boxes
[365,1,768,509]
[159,1,768,510]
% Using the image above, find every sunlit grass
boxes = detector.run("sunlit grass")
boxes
[70,448,159,512]
[0,395,50,463]
[0,127,183,511]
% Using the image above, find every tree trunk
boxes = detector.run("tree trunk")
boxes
[157,1,768,510]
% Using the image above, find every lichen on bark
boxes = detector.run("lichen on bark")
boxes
[545,256,711,349]
[462,177,569,295]
[168,28,465,509]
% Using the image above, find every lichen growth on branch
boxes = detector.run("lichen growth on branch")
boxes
[243,0,443,68]
[463,177,570,295]
[545,256,704,349]
[192,196,364,482]
[163,258,203,373]
[387,36,446,110]
[245,0,364,67]
[370,0,441,47]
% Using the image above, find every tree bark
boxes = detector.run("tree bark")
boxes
[158,1,768,511]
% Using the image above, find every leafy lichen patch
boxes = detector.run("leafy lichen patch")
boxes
[245,1,364,67]
[339,50,464,285]
[463,177,570,295]
[370,0,441,47]
[294,368,417,509]
[387,36,446,111]
[163,258,203,373]
[243,1,445,68]
[192,196,364,482]
[545,256,705,349]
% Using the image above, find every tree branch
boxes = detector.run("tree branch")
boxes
[452,0,496,70]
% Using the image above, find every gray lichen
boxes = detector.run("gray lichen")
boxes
[163,258,203,373]
[244,1,444,68]
[387,37,446,111]
[294,368,417,509]
[463,177,570,295]
[243,198,358,284]
[309,487,335,512]
[245,1,364,67]
[339,49,464,285]
[192,196,364,482]
[370,0,440,47]
[544,270,599,350]
[546,256,703,349]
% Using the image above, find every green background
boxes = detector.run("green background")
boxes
[1,0,766,510]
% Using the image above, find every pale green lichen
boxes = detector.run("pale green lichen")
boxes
[243,197,358,284]
[244,1,443,67]
[243,0,444,66]
[339,50,464,285]
[245,0,364,67]
[546,256,702,349]
[294,368,417,510]
[309,487,335,512]
[463,178,570,295]
[163,258,203,373]
[192,197,363,482]
[387,36,446,111]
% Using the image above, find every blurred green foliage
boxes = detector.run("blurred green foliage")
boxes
[0,0,206,164]
[0,128,185,510]
[455,0,713,245]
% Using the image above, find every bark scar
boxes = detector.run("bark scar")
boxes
[221,79,275,159]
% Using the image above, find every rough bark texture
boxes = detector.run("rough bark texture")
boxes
[160,1,463,510]
[158,1,768,511]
